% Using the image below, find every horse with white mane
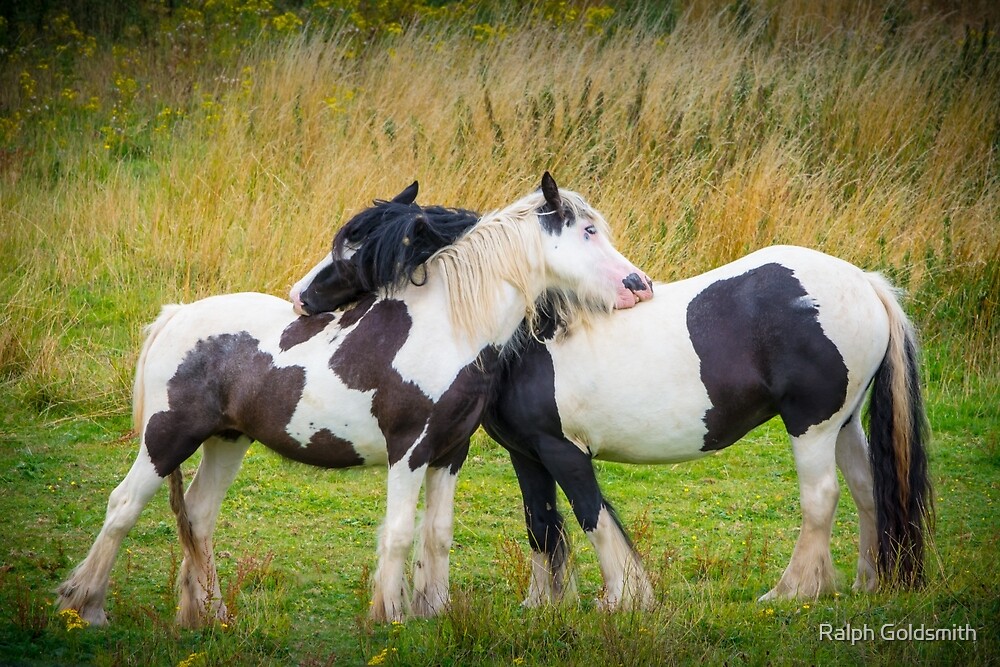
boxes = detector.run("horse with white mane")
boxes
[55,173,654,626]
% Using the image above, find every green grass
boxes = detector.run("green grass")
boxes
[2,361,998,664]
[2,1,999,664]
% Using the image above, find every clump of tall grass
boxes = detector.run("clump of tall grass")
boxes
[1,1,997,416]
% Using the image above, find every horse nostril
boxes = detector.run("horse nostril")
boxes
[622,272,645,293]
[298,293,314,316]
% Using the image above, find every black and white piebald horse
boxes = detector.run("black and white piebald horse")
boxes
[55,173,655,627]
[484,245,933,608]
[294,220,933,608]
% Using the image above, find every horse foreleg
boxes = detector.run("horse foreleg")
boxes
[175,435,250,628]
[835,415,878,593]
[761,428,840,601]
[537,437,653,611]
[509,450,574,607]
[412,464,459,617]
[56,445,165,626]
[371,461,426,622]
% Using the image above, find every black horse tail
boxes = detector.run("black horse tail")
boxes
[865,274,934,588]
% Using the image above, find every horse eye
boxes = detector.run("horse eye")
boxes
[585,225,597,235]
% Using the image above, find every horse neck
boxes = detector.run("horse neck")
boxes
[406,262,542,355]
[417,214,546,351]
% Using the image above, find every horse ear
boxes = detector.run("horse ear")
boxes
[391,181,419,205]
[541,172,561,212]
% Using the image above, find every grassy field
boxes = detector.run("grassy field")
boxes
[2,1,999,664]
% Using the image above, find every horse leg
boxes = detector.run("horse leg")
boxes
[174,435,251,628]
[370,461,427,622]
[535,436,653,611]
[56,444,165,626]
[760,427,841,600]
[835,414,878,593]
[508,450,574,607]
[412,464,460,617]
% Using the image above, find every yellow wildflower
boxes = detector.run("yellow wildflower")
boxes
[367,647,397,665]
[177,652,206,667]
[58,608,89,631]
[271,11,302,34]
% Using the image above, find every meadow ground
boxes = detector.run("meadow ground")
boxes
[1,1,998,664]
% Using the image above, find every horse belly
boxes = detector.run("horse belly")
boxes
[282,383,388,466]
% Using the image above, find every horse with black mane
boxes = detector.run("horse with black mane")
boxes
[56,174,654,626]
[294,194,934,609]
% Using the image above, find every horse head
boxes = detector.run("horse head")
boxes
[534,171,654,311]
[290,182,480,315]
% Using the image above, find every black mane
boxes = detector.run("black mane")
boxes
[333,199,481,293]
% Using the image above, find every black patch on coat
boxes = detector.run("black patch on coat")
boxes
[483,339,563,459]
[143,333,300,476]
[296,429,365,468]
[330,299,434,467]
[338,293,378,330]
[506,449,568,581]
[331,298,496,472]
[485,340,624,537]
[409,347,499,474]
[144,332,367,476]
[537,202,574,235]
[686,263,849,451]
[279,312,336,351]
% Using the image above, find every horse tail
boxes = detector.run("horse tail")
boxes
[865,273,933,588]
[133,304,183,438]
[169,466,196,560]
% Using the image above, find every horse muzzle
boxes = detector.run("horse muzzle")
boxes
[615,272,654,309]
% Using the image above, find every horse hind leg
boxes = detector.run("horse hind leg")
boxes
[835,414,878,593]
[174,435,251,628]
[56,444,166,626]
[760,426,841,601]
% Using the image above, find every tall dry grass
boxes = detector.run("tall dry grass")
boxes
[1,3,997,415]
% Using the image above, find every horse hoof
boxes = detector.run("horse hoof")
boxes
[596,596,619,612]
[758,591,775,602]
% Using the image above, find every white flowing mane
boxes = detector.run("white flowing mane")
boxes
[428,188,613,343]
